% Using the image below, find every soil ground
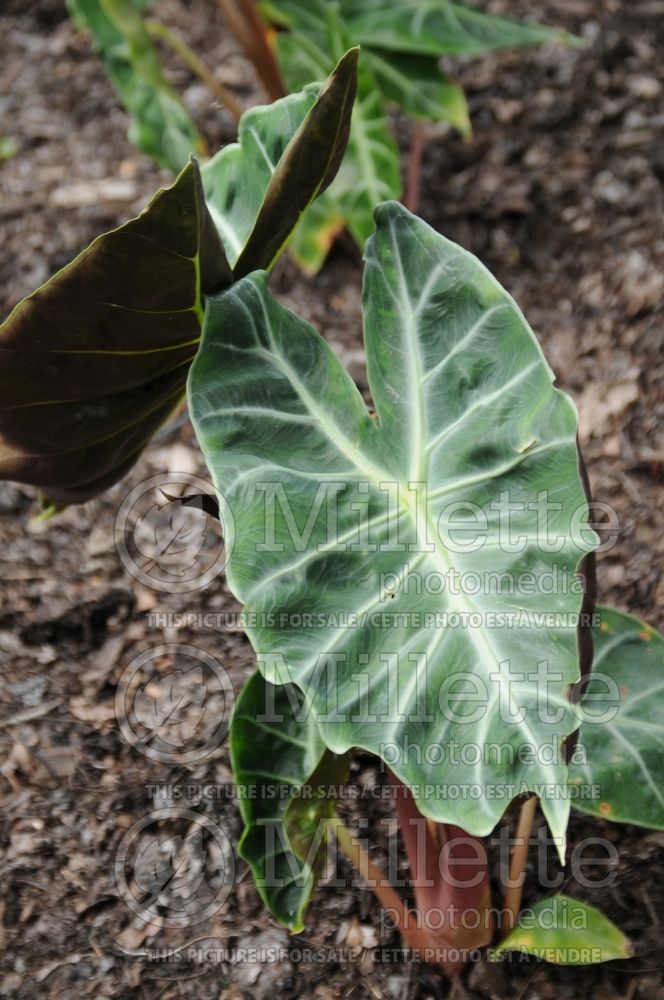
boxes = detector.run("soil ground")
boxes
[0,1,663,998]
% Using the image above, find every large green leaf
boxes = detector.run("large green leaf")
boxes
[0,63,358,505]
[68,0,204,172]
[569,607,664,829]
[231,669,347,931]
[0,161,229,505]
[340,0,578,57]
[189,202,597,848]
[496,895,631,965]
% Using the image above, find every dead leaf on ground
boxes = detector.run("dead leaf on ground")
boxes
[576,375,640,444]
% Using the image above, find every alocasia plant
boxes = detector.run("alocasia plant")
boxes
[183,202,659,969]
[0,50,358,505]
[2,61,660,971]
[190,202,593,843]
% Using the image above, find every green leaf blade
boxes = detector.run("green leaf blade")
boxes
[570,606,664,829]
[231,669,338,931]
[365,49,470,134]
[497,895,631,965]
[342,0,578,57]
[68,0,204,171]
[189,203,597,846]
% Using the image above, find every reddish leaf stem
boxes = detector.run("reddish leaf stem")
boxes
[502,794,538,935]
[216,0,285,101]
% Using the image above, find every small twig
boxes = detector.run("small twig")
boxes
[145,19,242,120]
[216,0,285,101]
[404,121,426,213]
[0,699,61,727]
[502,795,538,935]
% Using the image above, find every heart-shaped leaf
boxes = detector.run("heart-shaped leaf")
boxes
[189,201,597,848]
[569,606,664,829]
[68,0,205,171]
[496,895,631,965]
[231,668,347,931]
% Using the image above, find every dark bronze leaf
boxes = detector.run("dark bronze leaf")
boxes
[0,160,230,504]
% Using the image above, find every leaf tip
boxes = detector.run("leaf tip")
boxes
[329,47,360,97]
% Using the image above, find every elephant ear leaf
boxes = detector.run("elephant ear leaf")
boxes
[189,202,597,853]
[0,160,230,506]
[569,606,664,829]
[231,668,348,931]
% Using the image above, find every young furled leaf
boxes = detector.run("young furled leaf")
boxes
[569,606,664,829]
[189,202,597,850]
[202,49,359,274]
[233,47,359,277]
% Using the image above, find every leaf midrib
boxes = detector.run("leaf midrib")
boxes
[241,293,510,678]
